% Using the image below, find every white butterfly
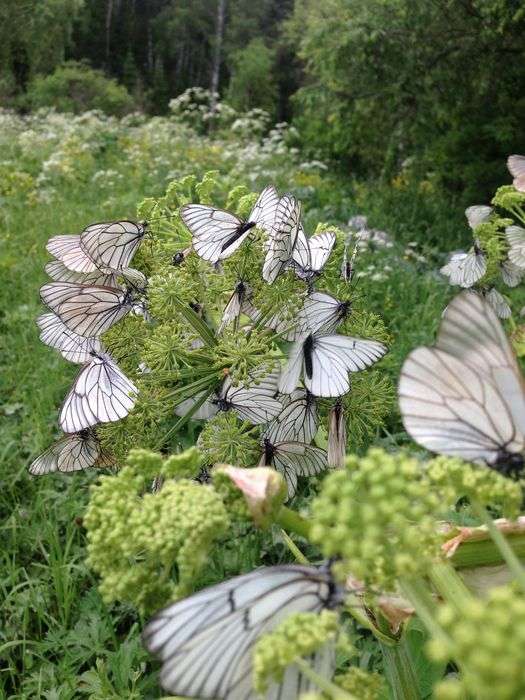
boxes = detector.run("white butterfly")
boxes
[279,331,387,398]
[483,287,511,319]
[297,292,352,336]
[465,205,493,230]
[37,312,104,363]
[219,280,251,334]
[80,220,146,271]
[505,225,525,269]
[40,282,137,337]
[262,195,301,284]
[142,564,340,700]
[259,437,327,498]
[181,185,279,264]
[501,259,523,288]
[46,234,100,274]
[440,241,487,288]
[241,298,305,341]
[327,402,346,469]
[45,260,118,287]
[175,369,282,425]
[60,351,138,433]
[265,389,319,444]
[290,229,336,282]
[398,290,525,475]
[29,430,100,475]
[507,155,525,193]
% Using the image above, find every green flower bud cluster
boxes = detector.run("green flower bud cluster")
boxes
[310,449,444,589]
[426,456,522,519]
[340,371,395,449]
[211,468,252,524]
[197,412,260,467]
[334,667,385,700]
[84,447,229,612]
[474,219,508,282]
[253,610,339,694]
[492,185,525,216]
[428,585,525,700]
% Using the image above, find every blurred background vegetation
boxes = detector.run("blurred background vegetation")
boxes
[2,0,525,203]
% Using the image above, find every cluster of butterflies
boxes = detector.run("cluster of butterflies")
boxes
[440,155,525,319]
[30,220,148,475]
[178,186,387,494]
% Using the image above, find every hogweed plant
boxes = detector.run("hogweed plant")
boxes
[31,164,525,698]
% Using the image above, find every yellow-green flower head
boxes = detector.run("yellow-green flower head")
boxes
[211,329,277,384]
[84,447,229,613]
[310,448,444,589]
[426,456,522,519]
[335,667,385,700]
[197,412,260,467]
[253,610,339,694]
[492,185,525,213]
[428,585,525,700]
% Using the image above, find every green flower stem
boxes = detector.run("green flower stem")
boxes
[450,532,525,569]
[470,499,525,593]
[280,530,311,564]
[380,637,421,700]
[274,506,311,539]
[344,596,396,646]
[169,296,217,346]
[428,560,473,610]
[399,577,451,647]
[294,657,358,700]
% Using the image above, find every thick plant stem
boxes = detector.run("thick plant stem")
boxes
[275,506,311,539]
[429,560,473,610]
[380,638,420,700]
[399,577,451,646]
[471,499,525,593]
[451,532,525,568]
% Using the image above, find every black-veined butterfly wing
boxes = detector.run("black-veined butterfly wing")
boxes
[308,231,336,271]
[37,312,103,363]
[219,282,250,334]
[328,403,346,469]
[60,353,138,433]
[508,155,525,192]
[222,370,282,425]
[80,220,145,271]
[265,389,318,443]
[465,205,492,230]
[46,234,99,274]
[45,260,118,287]
[262,441,327,498]
[279,334,386,398]
[40,282,133,337]
[249,184,280,234]
[501,259,523,287]
[297,292,349,336]
[181,205,248,264]
[399,291,525,469]
[174,391,219,420]
[485,288,511,319]
[440,248,487,288]
[263,196,301,284]
[29,431,99,475]
[142,564,338,700]
[291,225,311,271]
[505,225,525,269]
[241,299,303,341]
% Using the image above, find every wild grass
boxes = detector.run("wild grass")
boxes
[0,115,461,698]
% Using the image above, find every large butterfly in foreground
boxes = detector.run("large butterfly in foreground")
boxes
[60,351,138,433]
[398,291,525,475]
[29,430,100,475]
[80,220,147,271]
[279,330,387,398]
[142,564,341,700]
[181,185,279,264]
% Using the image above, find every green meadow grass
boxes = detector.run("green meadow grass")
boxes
[0,136,459,698]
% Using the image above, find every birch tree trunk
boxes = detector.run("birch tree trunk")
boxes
[210,0,227,109]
